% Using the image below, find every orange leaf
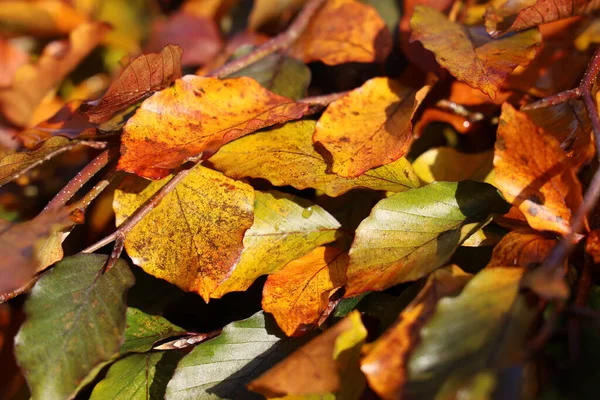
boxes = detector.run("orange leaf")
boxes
[117,75,308,179]
[586,229,600,264]
[0,22,111,127]
[249,0,305,31]
[0,0,86,37]
[494,103,585,236]
[361,266,471,400]
[487,228,557,268]
[314,77,426,178]
[262,247,347,337]
[289,0,392,65]
[410,6,541,98]
[83,45,183,124]
[0,37,28,88]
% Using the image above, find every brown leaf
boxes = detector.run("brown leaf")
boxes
[313,77,427,178]
[487,228,557,268]
[83,45,183,124]
[117,75,308,179]
[290,0,392,65]
[410,6,541,98]
[586,229,600,264]
[262,247,347,337]
[494,103,585,235]
[0,37,28,88]
[361,265,472,400]
[485,0,600,37]
[0,22,111,127]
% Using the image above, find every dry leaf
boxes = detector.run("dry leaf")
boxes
[487,228,557,268]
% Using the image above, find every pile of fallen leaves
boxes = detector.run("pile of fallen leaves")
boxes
[2,0,600,398]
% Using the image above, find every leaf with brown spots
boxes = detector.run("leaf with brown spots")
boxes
[83,45,183,124]
[117,75,308,179]
[0,22,111,127]
[494,103,585,236]
[410,6,541,98]
[487,228,557,268]
[289,0,392,65]
[262,247,347,337]
[361,265,471,400]
[313,77,427,178]
[112,165,254,302]
[485,0,600,37]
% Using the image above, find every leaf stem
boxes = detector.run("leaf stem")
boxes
[207,0,326,78]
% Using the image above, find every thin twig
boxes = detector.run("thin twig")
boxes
[300,91,349,115]
[207,0,326,78]
[67,170,121,214]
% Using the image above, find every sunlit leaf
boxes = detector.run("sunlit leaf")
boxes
[15,254,135,399]
[262,246,347,337]
[487,228,557,268]
[412,147,494,183]
[410,6,540,98]
[494,103,585,235]
[314,77,426,178]
[345,181,509,296]
[209,120,420,196]
[118,75,308,179]
[113,165,254,302]
[212,190,341,298]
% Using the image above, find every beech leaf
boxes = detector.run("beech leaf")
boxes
[345,181,510,297]
[117,75,308,179]
[14,254,135,400]
[209,120,420,197]
[121,308,187,354]
[113,165,254,302]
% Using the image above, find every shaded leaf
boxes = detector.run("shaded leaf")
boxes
[90,351,183,400]
[249,311,367,399]
[290,0,392,65]
[0,0,86,37]
[586,229,600,264]
[262,247,347,337]
[84,45,183,124]
[209,120,420,196]
[0,22,111,127]
[359,0,402,31]
[118,75,308,179]
[487,228,557,268]
[15,254,135,400]
[314,77,426,178]
[0,208,70,299]
[494,103,585,235]
[113,165,254,302]
[212,190,341,298]
[345,181,509,297]
[121,308,187,354]
[249,0,304,30]
[412,147,494,183]
[485,0,600,37]
[410,6,541,98]
[361,265,472,400]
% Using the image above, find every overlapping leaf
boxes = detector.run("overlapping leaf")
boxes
[410,6,541,98]
[113,165,254,302]
[262,246,347,337]
[118,75,308,179]
[314,77,426,178]
[345,181,509,296]
[412,147,494,183]
[211,190,341,298]
[15,254,134,399]
[209,120,420,196]
[494,103,585,235]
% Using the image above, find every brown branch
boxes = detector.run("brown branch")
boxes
[207,0,326,78]
[300,91,349,115]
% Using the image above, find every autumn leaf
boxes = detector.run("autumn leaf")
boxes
[208,120,420,197]
[211,190,341,298]
[249,0,305,30]
[0,37,28,88]
[586,229,600,264]
[83,45,183,124]
[487,228,557,268]
[410,6,541,98]
[0,22,111,127]
[113,165,254,302]
[412,147,494,183]
[249,311,367,399]
[485,0,600,37]
[494,103,585,235]
[314,77,427,178]
[117,75,308,179]
[290,0,392,65]
[0,0,86,37]
[361,265,472,400]
[262,246,347,337]
[15,254,134,400]
[345,181,509,297]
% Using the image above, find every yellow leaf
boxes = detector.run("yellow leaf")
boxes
[412,147,494,184]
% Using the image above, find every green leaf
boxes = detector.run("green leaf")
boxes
[15,254,135,400]
[90,351,183,400]
[122,308,187,354]
[345,181,510,296]
[165,312,294,399]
